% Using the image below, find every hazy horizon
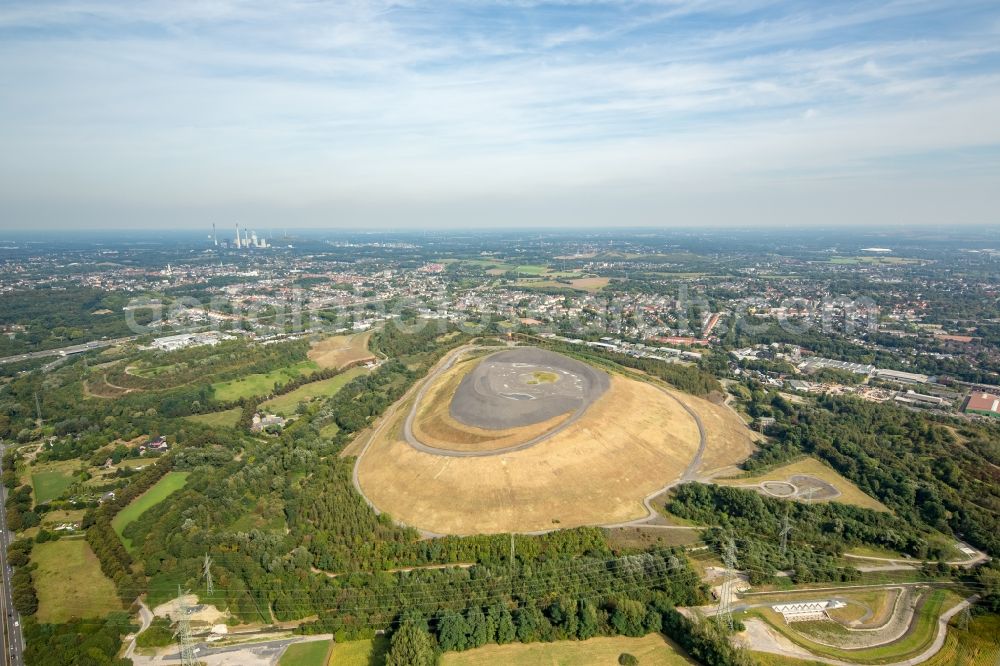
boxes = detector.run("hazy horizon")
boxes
[2,0,999,230]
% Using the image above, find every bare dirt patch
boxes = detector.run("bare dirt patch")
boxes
[308,330,374,369]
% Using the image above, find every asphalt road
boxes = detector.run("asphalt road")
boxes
[401,345,614,458]
[0,336,137,366]
[353,343,710,538]
[0,443,25,666]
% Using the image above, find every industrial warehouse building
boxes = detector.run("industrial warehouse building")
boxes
[963,392,1000,419]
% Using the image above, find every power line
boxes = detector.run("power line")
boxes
[718,535,738,633]
[203,553,214,596]
[176,586,197,666]
[779,507,793,558]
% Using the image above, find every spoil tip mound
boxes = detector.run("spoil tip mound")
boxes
[448,348,610,430]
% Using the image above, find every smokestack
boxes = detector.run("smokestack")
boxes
[235,223,241,249]
[213,223,217,246]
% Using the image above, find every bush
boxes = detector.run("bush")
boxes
[136,617,176,648]
[619,654,639,666]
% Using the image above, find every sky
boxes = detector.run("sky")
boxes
[1,0,999,231]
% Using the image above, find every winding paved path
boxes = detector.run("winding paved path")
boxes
[123,598,153,662]
[351,343,709,535]
[742,594,978,666]
[402,346,610,457]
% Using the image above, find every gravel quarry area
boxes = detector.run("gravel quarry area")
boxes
[449,347,610,429]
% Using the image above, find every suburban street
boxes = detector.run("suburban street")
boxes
[0,442,25,666]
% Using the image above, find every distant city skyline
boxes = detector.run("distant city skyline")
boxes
[1,0,999,229]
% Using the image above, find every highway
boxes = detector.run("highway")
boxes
[0,336,137,366]
[0,442,25,666]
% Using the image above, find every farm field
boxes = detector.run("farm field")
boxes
[715,456,889,512]
[325,637,389,665]
[441,633,697,665]
[308,330,374,369]
[514,276,611,292]
[358,372,704,534]
[31,461,78,504]
[211,360,318,402]
[31,538,121,623]
[278,639,331,666]
[112,471,190,551]
[261,366,367,416]
[184,407,241,428]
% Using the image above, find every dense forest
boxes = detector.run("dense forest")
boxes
[668,483,948,585]
[0,286,157,354]
[744,393,1000,557]
[1,323,753,664]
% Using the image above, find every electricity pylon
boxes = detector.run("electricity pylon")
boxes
[779,509,793,557]
[202,554,214,596]
[718,537,738,632]
[177,586,197,666]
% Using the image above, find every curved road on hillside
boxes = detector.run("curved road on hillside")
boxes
[401,346,612,458]
[351,343,708,535]
[744,593,979,666]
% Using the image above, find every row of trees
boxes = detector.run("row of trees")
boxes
[83,457,175,604]
[384,600,752,666]
[523,335,722,397]
[5,484,39,531]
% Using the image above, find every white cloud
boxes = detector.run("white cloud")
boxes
[0,0,998,227]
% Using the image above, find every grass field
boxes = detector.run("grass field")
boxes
[260,366,367,416]
[211,360,319,402]
[327,636,389,665]
[31,465,77,504]
[716,456,888,512]
[308,331,374,369]
[826,589,898,627]
[359,372,703,534]
[278,639,331,666]
[441,634,697,665]
[184,407,241,428]
[32,539,121,623]
[604,525,703,550]
[112,471,190,551]
[924,613,1000,666]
